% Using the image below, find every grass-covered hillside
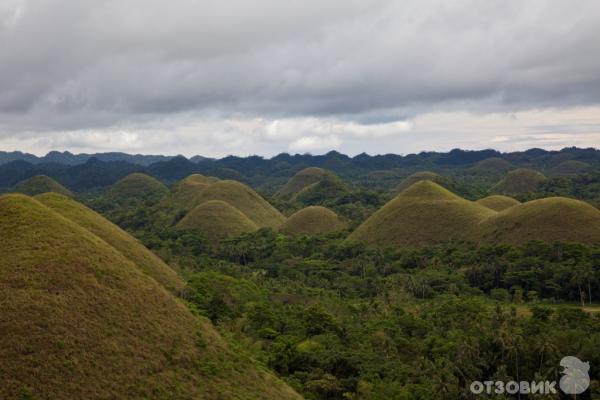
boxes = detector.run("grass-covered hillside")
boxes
[476,195,520,211]
[13,175,73,197]
[279,206,347,236]
[160,174,216,211]
[188,180,286,229]
[106,172,168,204]
[348,180,495,247]
[35,192,185,292]
[477,196,600,245]
[491,168,548,195]
[276,167,332,199]
[0,194,301,400]
[177,200,259,244]
[394,171,449,193]
[473,157,514,173]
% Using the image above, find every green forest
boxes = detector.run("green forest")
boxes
[2,149,599,399]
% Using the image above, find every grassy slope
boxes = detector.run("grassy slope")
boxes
[275,167,331,199]
[477,196,600,245]
[179,174,219,185]
[491,168,548,195]
[193,180,286,229]
[279,206,347,236]
[35,192,184,293]
[177,200,259,243]
[474,157,513,172]
[550,160,591,175]
[106,172,168,200]
[394,171,445,193]
[348,180,496,247]
[0,194,301,400]
[13,175,73,197]
[161,182,211,211]
[476,195,520,211]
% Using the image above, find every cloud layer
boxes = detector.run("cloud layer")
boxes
[1,0,600,155]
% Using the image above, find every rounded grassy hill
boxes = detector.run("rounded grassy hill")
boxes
[279,206,347,236]
[476,197,600,245]
[394,171,448,193]
[190,180,286,228]
[106,173,167,203]
[551,160,591,175]
[176,200,259,243]
[276,167,332,199]
[35,192,184,293]
[294,174,348,204]
[0,194,301,399]
[348,180,496,248]
[491,168,547,195]
[13,175,72,197]
[476,195,520,211]
[474,157,513,172]
[178,173,219,186]
[160,174,217,211]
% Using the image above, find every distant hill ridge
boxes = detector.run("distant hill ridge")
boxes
[1,147,599,192]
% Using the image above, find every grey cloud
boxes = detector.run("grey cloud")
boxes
[1,0,600,155]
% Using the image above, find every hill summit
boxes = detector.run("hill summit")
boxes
[160,173,217,211]
[491,168,547,195]
[348,180,495,247]
[14,175,72,197]
[394,171,449,193]
[176,200,259,243]
[190,180,286,228]
[477,197,600,245]
[106,173,167,204]
[279,206,347,236]
[276,167,334,199]
[476,195,520,211]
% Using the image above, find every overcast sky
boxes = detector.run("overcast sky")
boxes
[1,0,600,157]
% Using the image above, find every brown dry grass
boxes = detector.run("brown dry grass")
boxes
[35,192,185,293]
[177,200,259,243]
[279,206,347,236]
[348,180,496,247]
[106,172,168,201]
[13,175,73,197]
[0,194,302,399]
[476,196,600,245]
[275,167,331,199]
[476,195,520,211]
[191,180,286,229]
[491,168,547,195]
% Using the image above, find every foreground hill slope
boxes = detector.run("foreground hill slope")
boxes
[477,197,600,245]
[476,195,520,211]
[35,192,184,293]
[14,175,72,197]
[106,172,168,202]
[192,180,286,228]
[279,206,347,236]
[491,168,547,195]
[0,195,301,399]
[177,200,259,243]
[349,180,495,247]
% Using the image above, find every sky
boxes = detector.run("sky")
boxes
[1,0,600,157]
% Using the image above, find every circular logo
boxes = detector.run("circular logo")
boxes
[559,356,590,395]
